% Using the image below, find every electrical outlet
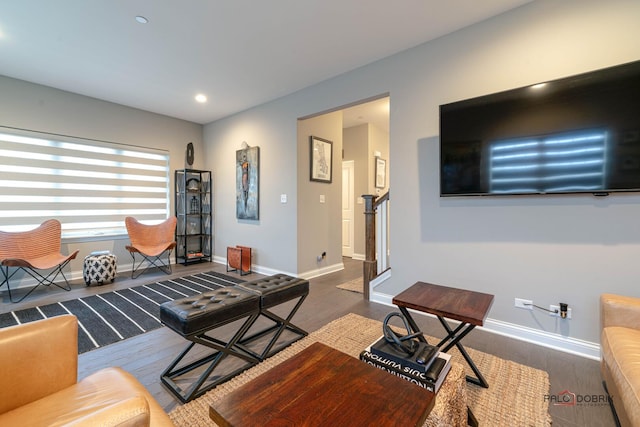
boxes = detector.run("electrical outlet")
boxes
[549,304,572,319]
[515,298,533,310]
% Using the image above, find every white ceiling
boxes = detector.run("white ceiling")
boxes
[0,1,531,125]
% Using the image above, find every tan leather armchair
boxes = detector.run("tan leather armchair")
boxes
[601,293,640,427]
[0,315,174,426]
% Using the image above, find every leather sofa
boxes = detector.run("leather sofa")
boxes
[0,315,174,426]
[601,293,640,427]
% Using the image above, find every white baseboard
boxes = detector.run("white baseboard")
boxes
[351,253,365,261]
[297,262,344,280]
[370,269,392,287]
[212,256,297,278]
[214,256,342,280]
[369,291,600,361]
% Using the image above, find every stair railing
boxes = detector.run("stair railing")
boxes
[362,191,390,300]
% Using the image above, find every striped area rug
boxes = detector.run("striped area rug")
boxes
[0,271,244,353]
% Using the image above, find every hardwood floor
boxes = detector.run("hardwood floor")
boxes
[1,258,615,426]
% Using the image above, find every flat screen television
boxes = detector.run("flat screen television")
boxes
[439,60,640,197]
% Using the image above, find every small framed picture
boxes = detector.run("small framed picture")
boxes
[310,136,333,183]
[375,157,386,188]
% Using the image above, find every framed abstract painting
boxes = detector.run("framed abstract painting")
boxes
[236,146,259,220]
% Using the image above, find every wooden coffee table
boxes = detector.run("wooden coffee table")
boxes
[209,342,435,426]
[393,281,494,389]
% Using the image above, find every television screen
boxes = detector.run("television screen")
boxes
[439,60,640,196]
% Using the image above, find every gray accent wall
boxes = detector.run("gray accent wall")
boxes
[203,0,640,345]
[202,99,301,276]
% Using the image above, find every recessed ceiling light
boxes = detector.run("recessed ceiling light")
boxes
[195,94,208,103]
[531,83,547,90]
[135,16,149,24]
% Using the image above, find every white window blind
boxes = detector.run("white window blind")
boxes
[490,129,607,194]
[0,127,170,239]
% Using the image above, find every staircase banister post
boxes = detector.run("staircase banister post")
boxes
[362,194,377,300]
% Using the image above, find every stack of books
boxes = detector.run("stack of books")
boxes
[186,251,204,259]
[360,336,452,393]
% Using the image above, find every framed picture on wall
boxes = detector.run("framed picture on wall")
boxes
[375,156,386,188]
[236,146,259,220]
[310,136,333,183]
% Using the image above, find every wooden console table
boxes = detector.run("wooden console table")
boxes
[393,281,494,389]
[209,342,435,426]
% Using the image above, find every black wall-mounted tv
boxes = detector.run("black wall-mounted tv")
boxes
[439,60,640,197]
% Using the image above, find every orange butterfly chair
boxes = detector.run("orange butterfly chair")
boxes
[125,216,177,279]
[0,219,79,303]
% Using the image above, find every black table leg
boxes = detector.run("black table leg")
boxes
[436,316,489,388]
[396,307,489,388]
[468,406,479,427]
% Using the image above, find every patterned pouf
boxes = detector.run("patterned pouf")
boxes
[83,252,117,286]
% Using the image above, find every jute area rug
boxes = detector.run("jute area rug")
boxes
[169,313,552,427]
[336,277,363,293]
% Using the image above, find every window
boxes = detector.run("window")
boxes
[490,129,607,194]
[0,127,170,239]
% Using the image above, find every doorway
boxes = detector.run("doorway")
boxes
[341,96,390,260]
[296,95,388,273]
[342,160,355,257]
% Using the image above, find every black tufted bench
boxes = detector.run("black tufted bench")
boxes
[159,274,309,403]
[160,287,261,403]
[236,273,309,360]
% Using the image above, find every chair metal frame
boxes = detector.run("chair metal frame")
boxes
[125,216,177,279]
[0,219,79,303]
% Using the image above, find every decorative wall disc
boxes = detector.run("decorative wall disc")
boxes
[186,142,194,166]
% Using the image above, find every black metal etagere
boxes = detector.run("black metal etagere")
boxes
[175,169,212,265]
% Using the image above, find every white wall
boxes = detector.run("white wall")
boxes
[203,0,640,347]
[0,76,203,278]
